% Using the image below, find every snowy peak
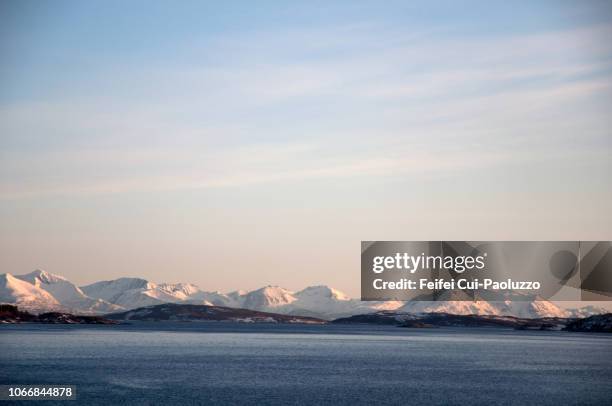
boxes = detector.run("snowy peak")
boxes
[17,269,85,299]
[80,278,226,310]
[81,278,171,309]
[499,299,569,318]
[18,269,67,285]
[81,277,155,302]
[241,286,296,309]
[0,273,61,313]
[396,288,570,319]
[14,270,120,314]
[295,285,351,301]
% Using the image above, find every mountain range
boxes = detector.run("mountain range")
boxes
[0,269,607,319]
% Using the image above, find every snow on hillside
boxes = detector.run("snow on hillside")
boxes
[229,285,404,320]
[184,290,238,307]
[82,278,237,310]
[364,301,405,312]
[157,283,202,300]
[295,285,351,302]
[399,289,570,318]
[15,270,121,314]
[400,300,499,316]
[81,278,155,302]
[82,278,178,309]
[288,286,368,319]
[0,273,62,313]
[240,286,297,310]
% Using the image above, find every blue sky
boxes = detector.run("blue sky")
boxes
[1,1,611,297]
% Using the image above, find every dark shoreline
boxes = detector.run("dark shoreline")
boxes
[2,303,611,333]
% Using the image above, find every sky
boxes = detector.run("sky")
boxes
[1,1,611,300]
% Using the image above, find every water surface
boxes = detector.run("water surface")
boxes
[1,323,611,405]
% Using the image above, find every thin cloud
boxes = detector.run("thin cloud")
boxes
[1,22,610,199]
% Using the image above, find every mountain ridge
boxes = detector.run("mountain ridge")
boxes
[1,270,608,319]
[16,270,121,314]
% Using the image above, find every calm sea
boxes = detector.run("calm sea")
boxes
[1,323,611,405]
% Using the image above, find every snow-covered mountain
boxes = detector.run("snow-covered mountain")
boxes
[0,272,403,318]
[216,285,404,319]
[157,282,202,301]
[0,273,62,313]
[240,286,297,310]
[398,290,570,318]
[15,270,121,314]
[81,278,185,308]
[289,286,403,319]
[81,277,243,309]
[1,270,608,319]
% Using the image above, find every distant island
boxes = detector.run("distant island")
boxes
[105,303,326,324]
[0,304,116,324]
